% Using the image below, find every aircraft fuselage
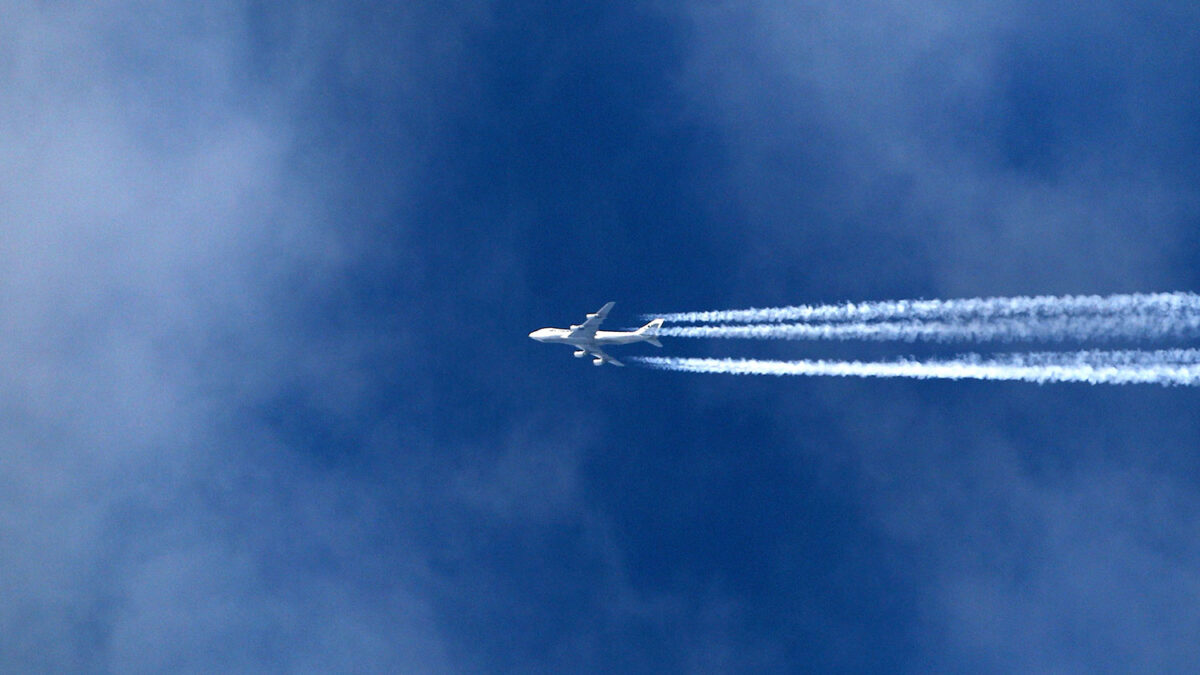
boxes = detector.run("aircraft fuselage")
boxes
[528,328,653,347]
[529,302,664,366]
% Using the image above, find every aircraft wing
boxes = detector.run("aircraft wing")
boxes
[589,348,624,367]
[567,301,615,340]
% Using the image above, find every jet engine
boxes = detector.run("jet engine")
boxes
[593,358,604,366]
[574,350,586,358]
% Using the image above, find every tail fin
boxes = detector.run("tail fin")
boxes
[638,318,664,347]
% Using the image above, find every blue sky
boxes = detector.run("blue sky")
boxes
[4,1,1200,672]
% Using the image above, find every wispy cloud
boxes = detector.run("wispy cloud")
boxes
[0,4,481,671]
[670,1,1200,668]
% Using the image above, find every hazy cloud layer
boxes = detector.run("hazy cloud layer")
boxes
[676,1,1200,299]
[6,2,1200,671]
[0,3,471,671]
[672,1,1200,670]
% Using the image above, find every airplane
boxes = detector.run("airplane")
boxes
[529,302,664,366]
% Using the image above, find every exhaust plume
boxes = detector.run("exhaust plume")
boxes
[632,349,1200,386]
[658,314,1200,343]
[648,291,1200,325]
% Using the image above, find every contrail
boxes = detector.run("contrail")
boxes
[646,291,1200,325]
[637,292,1200,381]
[657,313,1200,343]
[632,349,1200,386]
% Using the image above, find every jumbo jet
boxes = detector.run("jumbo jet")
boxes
[529,302,664,366]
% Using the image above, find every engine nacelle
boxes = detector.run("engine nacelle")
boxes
[574,350,586,358]
[593,358,604,366]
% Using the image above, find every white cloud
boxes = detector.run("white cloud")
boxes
[0,3,466,670]
[670,1,1200,668]
[674,1,1198,296]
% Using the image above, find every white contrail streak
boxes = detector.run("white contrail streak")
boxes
[647,291,1200,325]
[658,313,1200,343]
[984,348,1200,367]
[632,350,1200,386]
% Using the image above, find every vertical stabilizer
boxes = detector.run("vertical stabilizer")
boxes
[638,318,665,347]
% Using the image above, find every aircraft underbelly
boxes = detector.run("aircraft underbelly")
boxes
[594,334,639,345]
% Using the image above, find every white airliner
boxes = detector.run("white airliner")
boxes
[529,302,664,366]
